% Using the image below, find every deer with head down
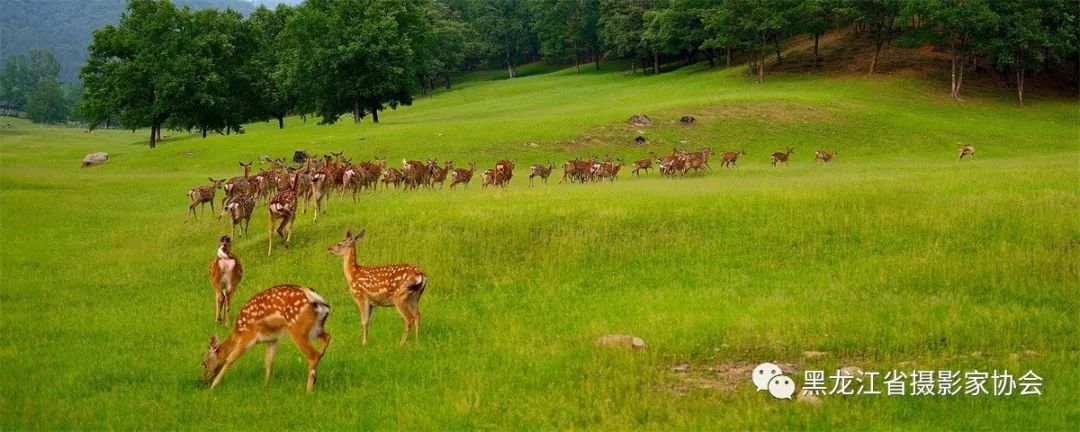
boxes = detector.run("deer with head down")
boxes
[814,149,837,163]
[958,144,975,160]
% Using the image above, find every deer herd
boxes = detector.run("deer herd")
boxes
[190,142,975,392]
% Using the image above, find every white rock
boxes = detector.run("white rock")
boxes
[81,152,109,167]
[595,334,646,350]
[802,351,828,361]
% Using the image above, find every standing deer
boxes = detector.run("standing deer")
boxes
[632,153,655,176]
[494,159,516,187]
[222,161,253,208]
[267,170,301,255]
[328,229,427,346]
[430,160,453,189]
[208,236,243,325]
[771,148,794,166]
[720,149,746,169]
[187,178,225,222]
[814,149,837,163]
[529,162,554,186]
[202,285,331,392]
[958,144,975,160]
[450,162,475,189]
[481,169,496,188]
[220,194,255,238]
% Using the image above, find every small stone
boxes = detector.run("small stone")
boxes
[672,363,690,373]
[797,394,822,405]
[81,152,109,167]
[802,351,828,361]
[1023,350,1039,357]
[634,136,647,144]
[1009,353,1020,361]
[970,351,983,358]
[779,363,799,374]
[595,334,646,350]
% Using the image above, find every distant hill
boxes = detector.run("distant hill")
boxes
[0,0,299,83]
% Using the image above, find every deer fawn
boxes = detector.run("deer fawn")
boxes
[267,170,301,255]
[720,149,746,169]
[813,150,837,163]
[771,148,793,166]
[958,144,975,160]
[203,285,331,392]
[208,236,243,325]
[187,177,225,222]
[450,162,475,189]
[221,194,255,238]
[529,162,554,186]
[328,229,427,346]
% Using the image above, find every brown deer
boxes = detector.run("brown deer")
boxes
[382,168,403,190]
[222,161,253,208]
[431,160,453,188]
[267,170,301,255]
[958,144,975,160]
[221,194,255,238]
[481,169,496,188]
[208,236,243,325]
[632,153,655,176]
[771,148,794,166]
[720,149,746,169]
[529,162,554,186]
[450,162,475,189]
[494,159,516,187]
[814,149,837,163]
[328,229,427,346]
[187,178,225,222]
[202,285,331,392]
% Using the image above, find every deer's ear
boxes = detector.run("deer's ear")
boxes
[209,335,218,350]
[345,230,352,238]
[356,229,366,240]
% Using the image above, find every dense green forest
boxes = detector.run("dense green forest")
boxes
[2,0,1077,134]
[0,0,301,83]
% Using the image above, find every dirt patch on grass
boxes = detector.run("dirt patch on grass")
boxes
[661,361,800,397]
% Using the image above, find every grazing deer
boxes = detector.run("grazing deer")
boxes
[814,149,837,163]
[221,194,255,238]
[187,178,225,222]
[208,236,243,325]
[223,161,253,208]
[771,148,794,166]
[720,149,746,169]
[267,170,301,255]
[450,162,475,189]
[632,153,655,176]
[529,162,554,186]
[202,285,331,392]
[958,144,975,160]
[328,229,427,346]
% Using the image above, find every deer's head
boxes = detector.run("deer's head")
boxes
[203,335,224,382]
[328,229,366,256]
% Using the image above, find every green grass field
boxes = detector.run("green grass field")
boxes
[1,61,1078,430]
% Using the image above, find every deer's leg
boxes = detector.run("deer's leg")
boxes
[263,341,278,384]
[214,290,224,324]
[289,329,322,393]
[211,333,256,389]
[356,297,372,346]
[393,296,414,346]
[267,212,275,256]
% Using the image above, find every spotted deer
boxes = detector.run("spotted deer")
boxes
[431,160,453,188]
[481,169,496,188]
[222,161,254,208]
[382,168,403,190]
[529,162,554,186]
[814,149,837,163]
[632,153,655,176]
[720,149,746,169]
[221,194,255,238]
[958,144,975,160]
[208,236,243,325]
[494,159,516,187]
[450,162,475,189]
[328,229,427,346]
[771,148,794,166]
[187,178,225,222]
[202,285,331,392]
[267,170,301,255]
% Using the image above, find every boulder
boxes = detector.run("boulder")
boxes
[680,115,696,125]
[627,114,653,127]
[292,150,309,164]
[596,334,646,350]
[802,351,828,361]
[81,152,109,168]
[634,136,648,145]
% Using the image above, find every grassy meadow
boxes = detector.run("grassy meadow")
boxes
[1,61,1078,429]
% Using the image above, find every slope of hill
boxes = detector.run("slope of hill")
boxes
[0,63,1077,429]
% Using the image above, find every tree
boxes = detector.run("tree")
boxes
[855,0,901,76]
[421,1,473,91]
[473,0,535,78]
[1,49,62,114]
[79,0,190,148]
[248,4,296,128]
[903,0,998,99]
[700,0,736,68]
[727,0,790,83]
[990,0,1071,106]
[26,76,68,124]
[279,0,428,124]
[598,0,651,72]
[794,0,839,66]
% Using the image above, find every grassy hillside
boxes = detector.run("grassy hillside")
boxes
[1,61,1077,430]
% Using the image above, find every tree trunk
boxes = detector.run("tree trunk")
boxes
[773,37,782,64]
[1016,65,1025,107]
[869,39,886,75]
[445,73,451,90]
[726,47,731,67]
[353,98,361,123]
[149,123,157,149]
[706,49,715,68]
[813,33,820,65]
[956,55,966,99]
[594,50,600,70]
[653,52,660,75]
[277,116,284,129]
[949,51,958,98]
[202,128,207,138]
[371,108,379,123]
[575,52,581,74]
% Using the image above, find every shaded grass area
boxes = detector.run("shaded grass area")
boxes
[1,60,1078,430]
